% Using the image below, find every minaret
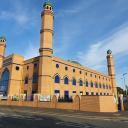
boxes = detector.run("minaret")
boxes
[107,50,117,97]
[0,36,6,69]
[38,1,54,97]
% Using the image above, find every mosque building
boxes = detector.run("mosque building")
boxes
[0,1,117,101]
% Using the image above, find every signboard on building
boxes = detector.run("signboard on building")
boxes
[40,95,51,102]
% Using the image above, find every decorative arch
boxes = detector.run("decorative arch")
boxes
[64,76,69,85]
[0,68,10,96]
[24,76,29,84]
[99,83,102,88]
[72,78,76,86]
[54,74,60,83]
[85,80,88,87]
[95,82,98,88]
[79,79,83,86]
[90,81,93,87]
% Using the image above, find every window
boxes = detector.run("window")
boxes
[107,93,109,95]
[80,71,82,74]
[104,93,106,95]
[65,66,68,71]
[79,80,83,86]
[85,72,88,76]
[54,75,60,83]
[95,75,97,78]
[73,69,75,72]
[95,82,98,88]
[96,92,98,96]
[0,69,10,96]
[73,91,76,93]
[64,77,69,85]
[99,83,102,88]
[27,66,29,70]
[103,84,105,89]
[56,64,59,68]
[90,81,93,87]
[106,85,108,89]
[55,90,60,94]
[91,92,94,95]
[80,91,83,95]
[86,92,89,95]
[72,78,76,85]
[32,73,38,84]
[34,63,37,68]
[24,77,28,84]
[100,93,102,96]
[86,80,88,87]
[16,66,19,70]
[90,74,92,77]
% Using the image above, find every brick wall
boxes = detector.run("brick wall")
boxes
[80,96,100,112]
[80,95,117,112]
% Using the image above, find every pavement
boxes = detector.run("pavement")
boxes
[0,106,128,128]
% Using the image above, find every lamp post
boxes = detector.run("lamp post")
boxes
[123,73,127,96]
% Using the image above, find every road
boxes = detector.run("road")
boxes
[0,106,128,128]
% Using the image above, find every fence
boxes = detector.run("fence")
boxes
[0,95,118,112]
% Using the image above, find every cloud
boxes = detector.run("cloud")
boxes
[0,11,29,26]
[24,42,39,60]
[77,23,128,73]
[0,0,38,27]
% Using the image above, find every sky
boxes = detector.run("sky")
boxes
[0,0,128,89]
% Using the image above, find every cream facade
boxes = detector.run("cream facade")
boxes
[0,1,117,101]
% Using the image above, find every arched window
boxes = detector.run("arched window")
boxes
[32,73,38,84]
[24,77,28,84]
[64,77,69,84]
[99,83,102,88]
[79,79,83,86]
[95,82,98,88]
[86,80,88,87]
[72,78,76,86]
[0,69,9,96]
[54,75,60,83]
[90,81,93,87]
[103,84,105,89]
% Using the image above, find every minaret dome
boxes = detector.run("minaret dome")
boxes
[0,36,6,43]
[43,0,53,11]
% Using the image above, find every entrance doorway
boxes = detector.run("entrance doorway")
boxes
[64,91,69,100]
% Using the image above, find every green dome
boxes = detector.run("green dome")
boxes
[0,36,6,41]
[43,0,53,7]
[68,60,82,66]
[107,49,112,54]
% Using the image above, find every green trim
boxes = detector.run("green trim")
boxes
[0,36,6,41]
[43,0,53,8]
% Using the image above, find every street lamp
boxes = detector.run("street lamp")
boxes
[121,78,125,91]
[123,73,127,96]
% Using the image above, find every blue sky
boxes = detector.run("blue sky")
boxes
[0,0,128,88]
